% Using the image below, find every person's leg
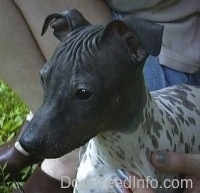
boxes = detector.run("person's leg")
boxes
[143,56,168,91]
[143,56,200,91]
[163,65,200,87]
[0,0,44,113]
[188,74,200,86]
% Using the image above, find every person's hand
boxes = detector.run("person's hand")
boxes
[151,151,200,193]
[114,151,200,193]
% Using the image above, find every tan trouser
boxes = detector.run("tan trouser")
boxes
[0,0,111,112]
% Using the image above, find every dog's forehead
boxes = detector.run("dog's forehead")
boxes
[43,23,134,89]
[47,26,118,72]
[57,26,103,59]
[46,25,103,72]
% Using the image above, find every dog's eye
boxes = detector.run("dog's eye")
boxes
[76,89,94,101]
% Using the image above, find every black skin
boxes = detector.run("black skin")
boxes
[19,12,162,159]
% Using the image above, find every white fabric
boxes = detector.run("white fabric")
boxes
[15,141,30,156]
[26,111,34,121]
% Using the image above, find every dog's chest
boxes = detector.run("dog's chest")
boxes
[75,85,200,193]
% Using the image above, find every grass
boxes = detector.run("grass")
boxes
[0,80,30,192]
[0,81,29,143]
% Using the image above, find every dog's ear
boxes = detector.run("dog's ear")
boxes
[122,16,163,56]
[101,18,163,63]
[41,9,90,41]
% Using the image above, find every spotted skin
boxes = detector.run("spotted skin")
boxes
[76,85,200,193]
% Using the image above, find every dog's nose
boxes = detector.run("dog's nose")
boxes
[19,130,42,157]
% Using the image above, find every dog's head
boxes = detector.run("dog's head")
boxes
[19,9,163,158]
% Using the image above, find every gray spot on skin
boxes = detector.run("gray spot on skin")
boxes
[151,135,158,149]
[185,120,190,126]
[99,173,104,177]
[116,151,125,160]
[177,113,184,124]
[159,109,164,116]
[130,163,136,168]
[185,143,190,153]
[142,144,145,149]
[167,89,196,111]
[188,117,196,126]
[121,164,128,169]
[162,96,180,106]
[147,99,150,108]
[195,108,200,115]
[108,151,113,157]
[101,135,107,140]
[138,136,141,144]
[181,85,193,91]
[151,108,154,115]
[191,135,195,146]
[110,146,114,150]
[190,93,196,98]
[166,114,178,135]
[160,101,174,113]
[176,116,181,126]
[166,130,172,146]
[143,119,151,137]
[117,146,126,156]
[174,125,178,135]
[146,147,151,159]
[97,156,105,165]
[171,129,174,136]
[182,100,195,111]
[152,121,162,138]
[177,106,184,115]
[180,132,184,144]
[116,135,121,139]
[173,144,176,151]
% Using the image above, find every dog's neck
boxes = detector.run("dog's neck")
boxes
[90,86,172,175]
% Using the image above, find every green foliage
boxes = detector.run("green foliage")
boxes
[0,80,29,144]
[0,164,19,193]
[0,80,30,192]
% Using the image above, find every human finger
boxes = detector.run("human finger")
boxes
[151,151,200,177]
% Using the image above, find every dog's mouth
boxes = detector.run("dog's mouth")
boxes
[19,139,71,159]
[19,128,95,159]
